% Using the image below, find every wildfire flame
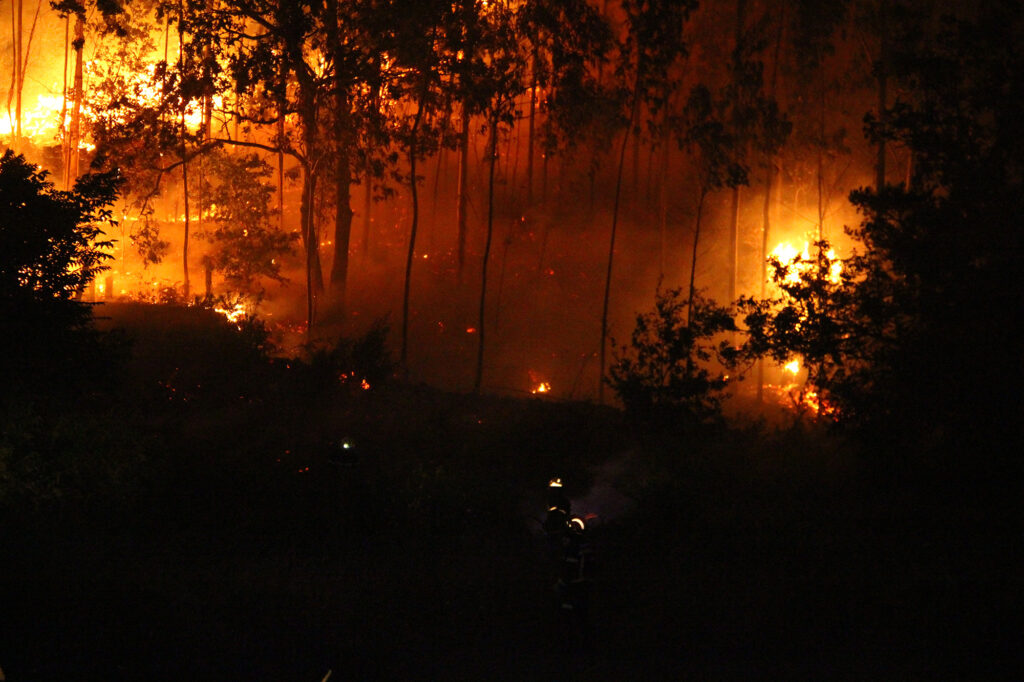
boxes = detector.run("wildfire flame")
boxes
[770,241,843,287]
[784,359,800,375]
[528,370,551,395]
[214,302,247,326]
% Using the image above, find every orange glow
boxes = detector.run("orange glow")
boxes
[784,359,800,375]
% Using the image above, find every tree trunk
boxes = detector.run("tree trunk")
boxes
[14,0,23,150]
[329,95,354,312]
[179,15,191,300]
[474,115,499,394]
[599,71,642,404]
[66,14,84,187]
[361,168,372,257]
[728,0,747,306]
[687,187,708,327]
[729,185,740,303]
[875,2,887,192]
[758,5,785,403]
[401,78,429,368]
[278,114,285,231]
[456,101,471,281]
[60,15,69,187]
[526,47,537,207]
[300,167,318,327]
[817,67,826,239]
[658,123,670,279]
[757,162,773,402]
[326,0,353,314]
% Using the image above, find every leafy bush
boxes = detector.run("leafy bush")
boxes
[608,288,738,430]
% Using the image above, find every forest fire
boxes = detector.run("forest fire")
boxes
[4,0,1006,424]
[4,4,1019,678]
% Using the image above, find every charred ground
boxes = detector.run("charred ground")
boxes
[1,304,1018,680]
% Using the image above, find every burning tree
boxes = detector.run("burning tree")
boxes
[739,240,853,418]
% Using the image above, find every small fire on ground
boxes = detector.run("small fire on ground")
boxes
[529,370,551,395]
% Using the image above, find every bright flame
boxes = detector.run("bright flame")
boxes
[529,370,551,394]
[214,302,247,325]
[770,241,843,286]
[784,359,800,375]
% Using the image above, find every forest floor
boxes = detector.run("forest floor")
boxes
[1,304,1019,680]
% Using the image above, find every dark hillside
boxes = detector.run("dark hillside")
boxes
[1,304,1019,680]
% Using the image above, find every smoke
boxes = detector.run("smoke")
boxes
[568,455,636,525]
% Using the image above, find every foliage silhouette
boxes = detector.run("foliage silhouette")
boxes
[608,288,738,432]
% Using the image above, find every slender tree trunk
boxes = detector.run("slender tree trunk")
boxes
[6,3,14,147]
[302,167,316,328]
[361,169,372,256]
[456,101,471,281]
[542,141,548,202]
[526,47,537,207]
[66,14,84,186]
[875,2,887,192]
[599,71,642,404]
[297,83,324,298]
[728,0,747,306]
[19,0,43,141]
[631,124,640,208]
[687,187,708,327]
[278,115,285,231]
[14,0,23,149]
[758,7,785,403]
[329,97,354,312]
[178,14,191,300]
[401,78,429,367]
[474,115,499,394]
[60,15,69,187]
[326,0,353,314]
[757,164,773,402]
[729,185,740,303]
[817,67,826,239]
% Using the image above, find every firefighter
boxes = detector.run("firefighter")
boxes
[556,516,593,618]
[544,478,571,554]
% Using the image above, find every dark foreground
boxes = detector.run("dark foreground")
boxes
[2,304,1019,680]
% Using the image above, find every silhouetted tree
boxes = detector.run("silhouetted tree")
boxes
[0,149,121,395]
[608,287,737,431]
